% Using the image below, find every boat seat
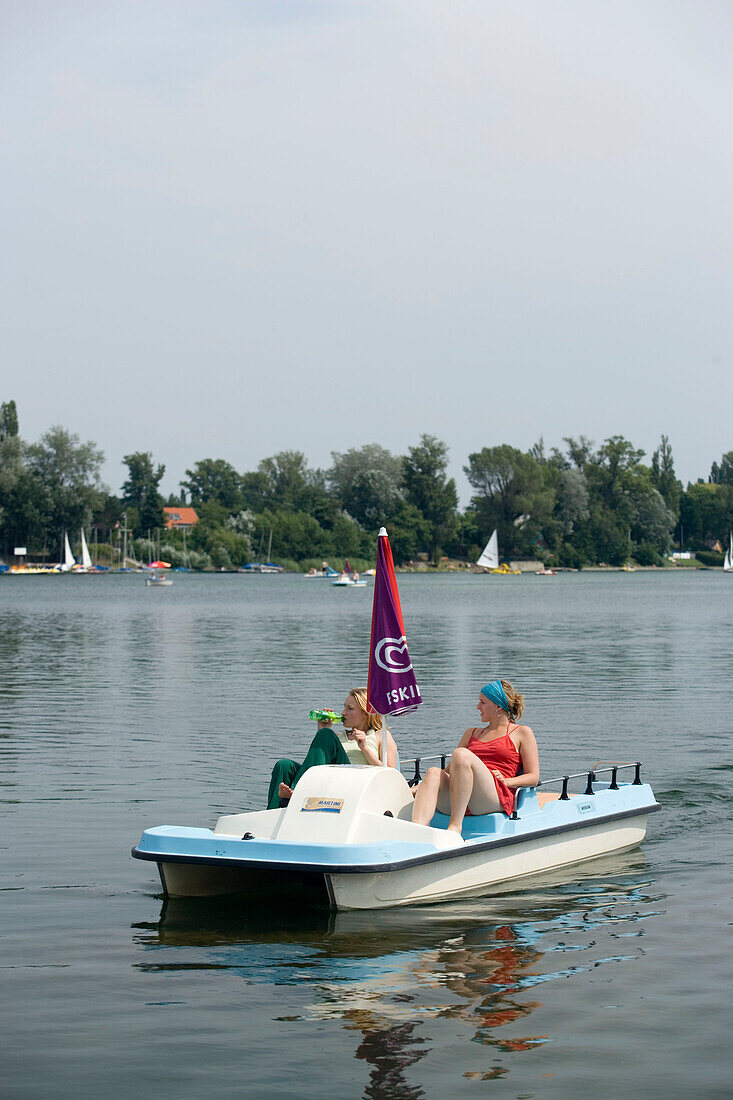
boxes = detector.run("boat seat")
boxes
[428,785,543,836]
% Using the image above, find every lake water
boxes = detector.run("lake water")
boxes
[1,570,731,1098]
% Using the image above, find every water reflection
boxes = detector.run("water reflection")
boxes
[132,854,659,1093]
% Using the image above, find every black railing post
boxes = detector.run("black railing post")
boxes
[409,758,422,788]
[584,770,595,795]
[560,776,570,800]
[610,766,619,790]
[440,754,447,770]
[633,761,642,785]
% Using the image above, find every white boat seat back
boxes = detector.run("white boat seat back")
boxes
[275,764,414,844]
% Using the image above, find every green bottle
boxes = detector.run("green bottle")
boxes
[308,709,344,723]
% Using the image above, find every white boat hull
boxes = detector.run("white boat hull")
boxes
[155,812,649,909]
[329,814,649,909]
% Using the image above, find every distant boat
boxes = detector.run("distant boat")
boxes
[59,532,75,572]
[81,529,92,570]
[477,530,499,570]
[535,568,556,576]
[724,533,733,572]
[72,528,97,573]
[476,531,521,574]
[621,564,637,573]
[332,575,367,587]
[304,565,339,578]
[146,571,173,587]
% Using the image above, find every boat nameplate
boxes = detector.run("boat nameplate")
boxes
[301,797,344,813]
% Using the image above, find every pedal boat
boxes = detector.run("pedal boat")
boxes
[132,760,659,911]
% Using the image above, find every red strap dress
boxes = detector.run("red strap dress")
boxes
[466,726,522,815]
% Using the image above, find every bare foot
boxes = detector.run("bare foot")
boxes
[278,782,293,800]
[446,823,464,835]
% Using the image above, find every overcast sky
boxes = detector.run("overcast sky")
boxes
[2,0,731,501]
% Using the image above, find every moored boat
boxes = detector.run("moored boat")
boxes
[132,760,659,911]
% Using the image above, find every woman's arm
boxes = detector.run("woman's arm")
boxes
[502,725,540,789]
[350,729,382,767]
[351,728,399,768]
[457,728,474,750]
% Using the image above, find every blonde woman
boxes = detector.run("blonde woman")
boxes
[412,679,539,834]
[267,687,398,808]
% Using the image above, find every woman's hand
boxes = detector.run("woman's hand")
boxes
[348,729,367,748]
[317,712,333,728]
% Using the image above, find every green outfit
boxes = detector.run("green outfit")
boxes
[267,726,381,809]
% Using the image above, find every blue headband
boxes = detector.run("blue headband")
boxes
[481,680,509,712]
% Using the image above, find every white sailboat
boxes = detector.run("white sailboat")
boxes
[476,530,499,570]
[724,532,733,573]
[60,532,75,572]
[80,528,93,571]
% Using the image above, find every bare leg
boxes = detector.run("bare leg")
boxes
[447,748,503,833]
[412,767,450,825]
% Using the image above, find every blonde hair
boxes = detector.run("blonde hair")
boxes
[348,687,383,732]
[501,680,524,721]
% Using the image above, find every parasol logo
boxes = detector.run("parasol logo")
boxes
[374,635,413,674]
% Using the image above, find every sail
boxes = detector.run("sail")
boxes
[61,532,75,572]
[477,530,499,569]
[80,529,93,570]
[724,532,733,572]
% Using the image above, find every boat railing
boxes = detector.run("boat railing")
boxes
[400,757,643,798]
[401,753,450,788]
[538,762,643,800]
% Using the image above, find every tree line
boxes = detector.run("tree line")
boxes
[1,399,732,570]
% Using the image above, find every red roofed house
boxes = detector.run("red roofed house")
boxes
[163,507,199,531]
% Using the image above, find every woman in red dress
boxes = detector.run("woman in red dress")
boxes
[412,679,539,835]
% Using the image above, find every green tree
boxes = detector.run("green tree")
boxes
[629,482,676,556]
[26,427,105,548]
[651,435,682,518]
[580,437,675,562]
[203,527,249,570]
[181,458,244,512]
[255,508,331,561]
[592,436,645,502]
[558,468,589,535]
[0,467,51,556]
[121,452,165,533]
[240,470,274,513]
[257,451,310,508]
[329,444,404,529]
[0,400,19,440]
[402,434,458,562]
[563,435,594,470]
[388,501,431,564]
[679,482,730,548]
[250,451,339,529]
[710,451,733,485]
[464,444,554,558]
